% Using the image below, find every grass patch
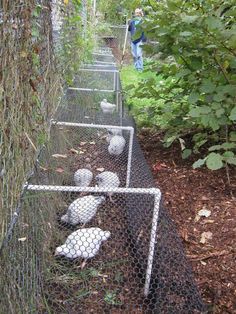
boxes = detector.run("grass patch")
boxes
[120,64,163,127]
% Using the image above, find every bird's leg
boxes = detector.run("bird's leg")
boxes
[80,260,87,269]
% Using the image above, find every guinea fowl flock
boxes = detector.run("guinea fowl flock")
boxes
[55,100,124,263]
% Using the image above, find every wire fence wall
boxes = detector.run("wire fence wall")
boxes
[0,0,61,247]
[0,13,205,313]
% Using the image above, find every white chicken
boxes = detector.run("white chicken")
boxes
[95,171,120,202]
[55,227,111,260]
[106,128,123,143]
[108,135,126,156]
[61,195,105,226]
[74,168,93,187]
[95,171,120,188]
[100,99,116,114]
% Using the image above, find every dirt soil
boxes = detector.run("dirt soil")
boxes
[138,129,236,314]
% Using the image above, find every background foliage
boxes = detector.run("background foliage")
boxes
[59,0,95,85]
[122,0,236,171]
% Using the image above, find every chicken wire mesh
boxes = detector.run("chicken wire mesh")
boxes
[0,28,205,312]
[32,122,133,188]
[55,83,123,126]
[91,52,116,64]
[73,68,119,91]
[0,182,204,313]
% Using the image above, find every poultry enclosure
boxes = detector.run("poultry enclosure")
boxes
[0,48,205,313]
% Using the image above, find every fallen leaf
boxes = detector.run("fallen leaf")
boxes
[55,167,64,173]
[200,231,213,244]
[204,219,215,224]
[200,261,207,266]
[89,141,96,145]
[96,167,105,172]
[79,151,85,155]
[153,163,162,171]
[195,208,212,222]
[18,237,27,242]
[39,166,48,171]
[198,209,211,217]
[52,154,67,159]
[179,138,186,150]
[80,142,87,146]
[69,148,79,154]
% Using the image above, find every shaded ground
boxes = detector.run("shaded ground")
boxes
[138,129,236,314]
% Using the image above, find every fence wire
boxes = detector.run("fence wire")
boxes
[0,0,60,247]
[0,16,205,313]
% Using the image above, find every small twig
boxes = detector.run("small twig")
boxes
[187,249,232,262]
[213,52,231,84]
[25,132,37,152]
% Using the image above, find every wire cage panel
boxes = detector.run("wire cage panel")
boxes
[1,186,161,313]
[73,68,119,91]
[32,122,134,189]
[55,89,123,125]
[92,52,116,64]
[0,183,204,313]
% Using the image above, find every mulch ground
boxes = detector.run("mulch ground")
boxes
[138,128,236,314]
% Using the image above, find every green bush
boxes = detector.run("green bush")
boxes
[129,0,236,170]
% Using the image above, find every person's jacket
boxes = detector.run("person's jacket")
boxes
[128,17,146,44]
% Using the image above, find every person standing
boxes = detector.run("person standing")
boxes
[128,8,146,71]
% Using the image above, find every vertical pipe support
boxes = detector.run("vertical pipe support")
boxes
[144,190,161,296]
[126,127,134,187]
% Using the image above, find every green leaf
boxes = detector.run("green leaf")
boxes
[189,107,201,117]
[208,145,222,151]
[229,107,236,120]
[229,132,236,142]
[176,69,191,78]
[190,57,202,70]
[181,15,198,24]
[226,157,236,165]
[166,0,179,11]
[215,108,225,117]
[213,93,225,102]
[230,59,236,69]
[201,115,211,127]
[209,118,220,131]
[200,106,211,114]
[193,158,206,169]
[223,151,234,158]
[206,16,223,30]
[182,149,192,159]
[221,142,236,150]
[179,31,192,37]
[200,80,215,93]
[188,92,199,104]
[223,85,236,97]
[163,135,178,148]
[206,153,223,170]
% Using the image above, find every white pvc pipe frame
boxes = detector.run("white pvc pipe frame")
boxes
[75,68,120,109]
[50,121,134,188]
[25,184,161,297]
[68,70,120,111]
